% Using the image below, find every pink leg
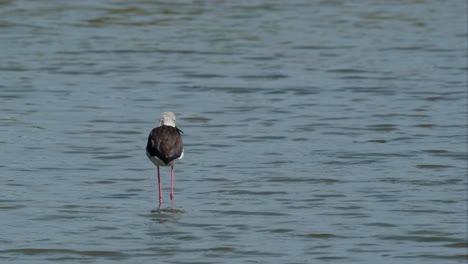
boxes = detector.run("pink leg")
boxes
[170,165,175,203]
[157,166,162,207]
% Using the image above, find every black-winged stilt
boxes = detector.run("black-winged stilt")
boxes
[146,112,184,207]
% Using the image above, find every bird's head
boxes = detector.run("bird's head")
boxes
[159,112,176,127]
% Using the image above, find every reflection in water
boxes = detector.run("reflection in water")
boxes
[148,208,185,224]
[151,208,186,214]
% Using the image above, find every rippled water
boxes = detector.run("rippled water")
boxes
[1,0,467,263]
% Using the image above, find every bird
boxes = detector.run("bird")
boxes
[146,112,184,207]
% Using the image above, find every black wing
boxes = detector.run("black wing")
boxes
[146,126,183,165]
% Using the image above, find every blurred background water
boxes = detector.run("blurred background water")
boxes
[0,0,467,263]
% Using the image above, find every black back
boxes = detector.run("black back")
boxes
[146,126,183,165]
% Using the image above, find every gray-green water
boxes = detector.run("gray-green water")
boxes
[1,1,467,263]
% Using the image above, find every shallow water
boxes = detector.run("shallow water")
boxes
[1,0,467,263]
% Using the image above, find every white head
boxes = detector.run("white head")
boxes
[159,112,176,127]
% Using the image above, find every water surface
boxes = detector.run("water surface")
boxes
[1,0,467,263]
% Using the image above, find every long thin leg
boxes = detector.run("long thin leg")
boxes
[170,165,175,203]
[157,166,162,207]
